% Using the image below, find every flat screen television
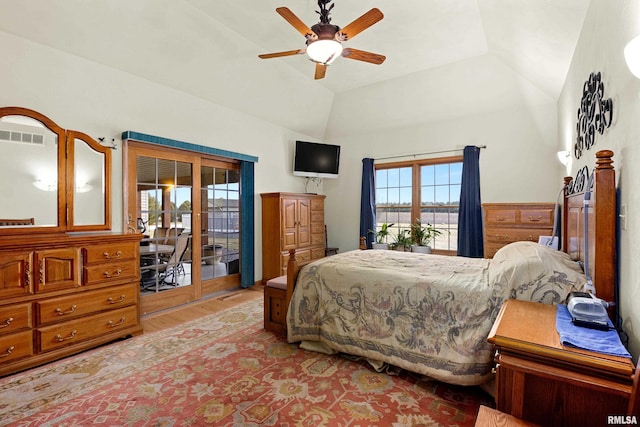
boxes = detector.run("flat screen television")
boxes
[293,140,340,179]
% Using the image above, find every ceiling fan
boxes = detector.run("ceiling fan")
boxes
[259,0,385,80]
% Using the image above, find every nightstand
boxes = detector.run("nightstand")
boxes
[487,299,635,427]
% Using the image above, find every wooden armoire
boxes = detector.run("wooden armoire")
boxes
[260,193,325,284]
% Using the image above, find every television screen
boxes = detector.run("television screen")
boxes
[293,141,340,179]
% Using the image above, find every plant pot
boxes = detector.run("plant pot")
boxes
[371,243,390,250]
[204,244,224,264]
[411,245,431,254]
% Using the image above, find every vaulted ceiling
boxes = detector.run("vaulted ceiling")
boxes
[0,0,589,140]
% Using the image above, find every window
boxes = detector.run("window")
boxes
[375,156,462,253]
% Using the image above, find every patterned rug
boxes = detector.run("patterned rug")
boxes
[0,296,492,426]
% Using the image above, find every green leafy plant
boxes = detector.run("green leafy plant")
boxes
[410,219,442,247]
[369,222,394,244]
[391,229,412,251]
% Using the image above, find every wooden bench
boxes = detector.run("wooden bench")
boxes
[264,274,287,334]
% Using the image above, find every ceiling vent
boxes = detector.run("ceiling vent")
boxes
[0,129,45,145]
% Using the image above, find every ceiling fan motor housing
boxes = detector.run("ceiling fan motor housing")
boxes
[309,23,341,43]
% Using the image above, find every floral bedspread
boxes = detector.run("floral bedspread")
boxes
[287,242,586,385]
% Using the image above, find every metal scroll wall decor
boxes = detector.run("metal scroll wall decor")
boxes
[574,72,613,160]
[565,165,591,196]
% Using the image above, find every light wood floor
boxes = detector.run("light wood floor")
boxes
[141,285,264,333]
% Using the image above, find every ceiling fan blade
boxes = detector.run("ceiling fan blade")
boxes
[339,8,384,40]
[342,48,386,65]
[259,49,306,59]
[315,63,327,80]
[276,7,315,37]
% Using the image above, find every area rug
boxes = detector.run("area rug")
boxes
[0,296,492,426]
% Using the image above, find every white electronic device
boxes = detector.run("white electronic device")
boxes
[566,291,610,331]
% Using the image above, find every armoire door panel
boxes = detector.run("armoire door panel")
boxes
[35,248,82,293]
[0,252,34,298]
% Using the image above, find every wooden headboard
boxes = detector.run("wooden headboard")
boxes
[562,149,616,309]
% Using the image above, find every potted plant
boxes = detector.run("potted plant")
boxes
[410,219,442,254]
[369,222,394,250]
[391,229,412,251]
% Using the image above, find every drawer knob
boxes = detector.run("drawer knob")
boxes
[55,330,77,342]
[495,216,505,221]
[0,317,13,329]
[0,346,15,358]
[528,215,543,221]
[107,317,126,328]
[107,295,126,304]
[103,269,123,278]
[55,305,77,316]
[103,250,123,259]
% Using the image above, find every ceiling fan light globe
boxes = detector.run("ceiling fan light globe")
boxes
[307,39,343,65]
[624,34,640,79]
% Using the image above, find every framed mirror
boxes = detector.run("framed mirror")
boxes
[0,107,111,233]
[68,130,111,231]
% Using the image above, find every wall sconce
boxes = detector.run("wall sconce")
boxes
[557,150,571,166]
[624,34,640,78]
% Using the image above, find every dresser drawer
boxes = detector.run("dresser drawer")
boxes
[311,222,324,234]
[35,283,138,326]
[311,247,325,260]
[0,330,34,362]
[311,233,324,246]
[485,209,517,225]
[485,227,551,245]
[37,305,138,352]
[520,209,554,226]
[310,198,324,211]
[280,249,311,274]
[83,262,138,286]
[0,303,32,334]
[310,211,324,223]
[83,244,137,264]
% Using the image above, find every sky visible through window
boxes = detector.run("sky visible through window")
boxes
[375,160,462,251]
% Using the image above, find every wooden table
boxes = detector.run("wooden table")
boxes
[139,243,174,256]
[487,299,635,427]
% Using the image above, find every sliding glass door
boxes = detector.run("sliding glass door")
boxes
[137,156,193,295]
[199,160,241,295]
[126,142,242,315]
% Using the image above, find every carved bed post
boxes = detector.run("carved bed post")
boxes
[562,175,573,254]
[593,149,616,309]
[286,249,299,316]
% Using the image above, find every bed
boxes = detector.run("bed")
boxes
[285,150,617,386]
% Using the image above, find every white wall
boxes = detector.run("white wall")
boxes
[558,0,640,359]
[324,103,560,253]
[0,31,320,279]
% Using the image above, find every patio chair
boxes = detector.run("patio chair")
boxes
[158,232,191,287]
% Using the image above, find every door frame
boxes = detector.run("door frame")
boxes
[123,141,241,315]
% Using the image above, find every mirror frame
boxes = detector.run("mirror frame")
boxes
[0,106,112,234]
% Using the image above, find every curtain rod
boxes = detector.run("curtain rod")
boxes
[374,145,486,161]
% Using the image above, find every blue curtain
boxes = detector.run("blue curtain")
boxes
[457,146,483,257]
[360,158,376,249]
[239,161,255,287]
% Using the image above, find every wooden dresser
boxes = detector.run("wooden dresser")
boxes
[482,202,555,258]
[488,299,635,427]
[261,192,325,283]
[0,233,142,376]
